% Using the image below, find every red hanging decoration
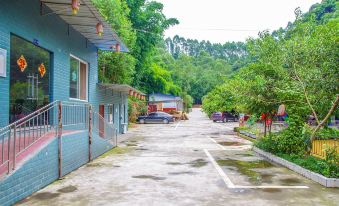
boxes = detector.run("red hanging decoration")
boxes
[115,43,121,52]
[38,63,46,78]
[17,55,27,72]
[96,23,104,37]
[71,0,80,15]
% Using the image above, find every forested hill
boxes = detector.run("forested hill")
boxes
[93,0,338,106]
[165,36,249,71]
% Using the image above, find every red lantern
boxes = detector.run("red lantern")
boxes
[133,92,137,97]
[129,90,134,96]
[115,43,120,52]
[71,0,80,15]
[96,23,104,37]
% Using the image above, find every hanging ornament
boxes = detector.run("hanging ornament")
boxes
[38,63,46,78]
[17,55,27,72]
[96,23,104,37]
[110,43,121,52]
[71,0,80,15]
[129,90,134,96]
[115,43,120,52]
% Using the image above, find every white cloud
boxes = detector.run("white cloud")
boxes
[158,0,321,43]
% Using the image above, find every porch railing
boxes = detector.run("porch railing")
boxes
[0,100,112,176]
[0,101,58,174]
[92,111,118,146]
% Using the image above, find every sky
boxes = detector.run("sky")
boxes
[157,0,321,43]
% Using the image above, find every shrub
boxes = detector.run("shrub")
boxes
[278,153,338,178]
[255,119,308,156]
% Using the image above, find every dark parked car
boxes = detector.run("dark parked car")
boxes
[211,112,238,122]
[137,112,175,124]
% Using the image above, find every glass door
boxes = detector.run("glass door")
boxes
[10,35,51,123]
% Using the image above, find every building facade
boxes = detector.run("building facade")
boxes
[0,0,138,133]
[0,1,143,205]
[148,93,183,112]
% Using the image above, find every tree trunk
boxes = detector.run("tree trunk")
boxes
[264,118,267,137]
[310,95,339,142]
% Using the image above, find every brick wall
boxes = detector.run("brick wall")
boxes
[0,138,59,206]
[0,129,114,206]
[61,131,89,176]
[0,0,129,132]
[0,0,98,127]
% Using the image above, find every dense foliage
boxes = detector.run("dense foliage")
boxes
[93,0,249,105]
[203,0,338,157]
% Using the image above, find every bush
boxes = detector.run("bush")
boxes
[255,125,308,156]
[128,97,147,123]
[318,127,339,140]
[278,153,338,178]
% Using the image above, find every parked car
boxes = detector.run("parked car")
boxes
[223,111,239,122]
[211,112,238,122]
[137,112,175,124]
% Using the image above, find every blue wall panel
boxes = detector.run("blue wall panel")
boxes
[0,0,98,127]
[0,129,115,205]
[61,131,89,176]
[0,139,59,206]
[91,132,114,160]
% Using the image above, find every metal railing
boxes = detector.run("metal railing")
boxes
[0,101,93,175]
[0,101,58,174]
[62,101,90,130]
[92,111,117,147]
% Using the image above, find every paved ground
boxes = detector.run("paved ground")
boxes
[17,109,339,206]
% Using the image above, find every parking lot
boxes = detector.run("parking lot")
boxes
[18,109,339,206]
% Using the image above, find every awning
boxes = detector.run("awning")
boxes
[98,83,145,95]
[40,0,128,52]
[148,100,183,104]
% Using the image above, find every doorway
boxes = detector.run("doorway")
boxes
[99,105,105,138]
[9,35,51,123]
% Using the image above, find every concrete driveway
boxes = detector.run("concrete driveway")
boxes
[17,109,339,206]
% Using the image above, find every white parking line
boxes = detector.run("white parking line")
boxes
[234,185,309,189]
[207,136,225,150]
[204,149,235,188]
[175,121,181,130]
[203,149,309,189]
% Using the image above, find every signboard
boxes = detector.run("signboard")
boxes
[239,113,245,127]
[0,48,6,77]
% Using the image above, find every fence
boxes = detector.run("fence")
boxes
[311,139,338,159]
[0,101,117,177]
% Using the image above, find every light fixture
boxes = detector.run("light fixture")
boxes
[71,0,80,15]
[96,23,103,36]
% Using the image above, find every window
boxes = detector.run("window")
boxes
[149,113,157,117]
[69,56,88,100]
[108,104,114,123]
[10,35,51,123]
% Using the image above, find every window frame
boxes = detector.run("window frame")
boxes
[107,104,114,124]
[69,54,88,102]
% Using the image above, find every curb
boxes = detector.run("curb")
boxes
[239,130,257,139]
[253,147,339,188]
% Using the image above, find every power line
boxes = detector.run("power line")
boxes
[171,27,262,32]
